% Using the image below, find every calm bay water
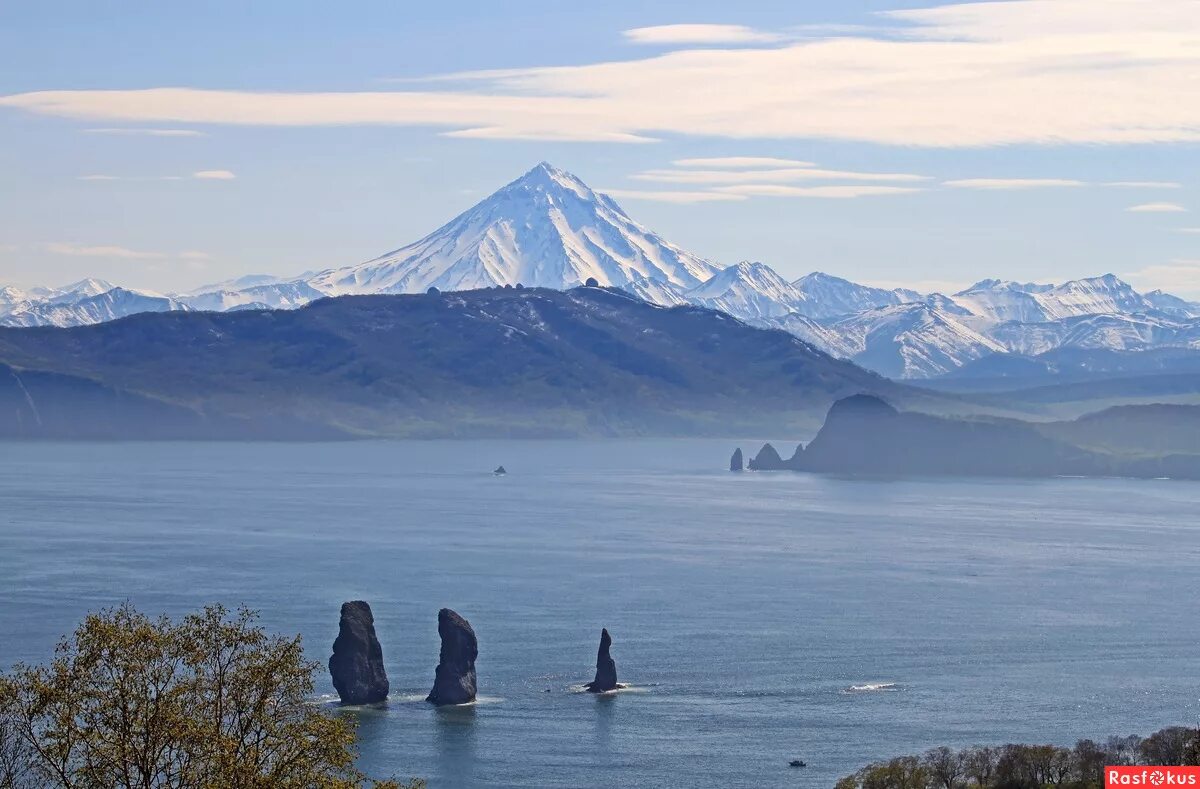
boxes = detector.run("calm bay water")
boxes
[1,439,1198,788]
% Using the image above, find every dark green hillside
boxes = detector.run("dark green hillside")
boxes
[0,286,908,439]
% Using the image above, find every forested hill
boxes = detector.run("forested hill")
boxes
[0,286,913,439]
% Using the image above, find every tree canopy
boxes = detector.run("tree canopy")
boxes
[0,603,421,789]
[837,728,1200,789]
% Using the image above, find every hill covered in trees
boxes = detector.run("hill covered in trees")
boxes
[0,286,917,439]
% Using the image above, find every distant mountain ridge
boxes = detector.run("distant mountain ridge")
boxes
[0,286,916,439]
[4,162,1197,380]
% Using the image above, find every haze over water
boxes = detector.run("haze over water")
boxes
[1,440,1197,788]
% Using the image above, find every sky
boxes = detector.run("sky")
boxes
[1,0,1199,298]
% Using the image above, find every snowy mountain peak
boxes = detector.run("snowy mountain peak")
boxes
[957,279,1050,295]
[791,271,921,319]
[1040,274,1146,318]
[692,260,788,293]
[60,277,117,294]
[946,273,1151,322]
[512,161,593,196]
[303,162,720,295]
[0,285,189,328]
[685,261,806,320]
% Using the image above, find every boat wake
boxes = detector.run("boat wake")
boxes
[844,682,898,693]
[567,683,649,695]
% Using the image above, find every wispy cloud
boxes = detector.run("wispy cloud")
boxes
[83,127,204,137]
[1104,181,1182,189]
[78,170,236,181]
[944,178,1086,190]
[599,188,746,204]
[625,158,928,200]
[45,242,166,260]
[4,1,1200,147]
[1123,260,1200,298]
[622,24,784,45]
[673,157,816,169]
[634,167,928,184]
[1126,203,1188,213]
[43,242,210,262]
[1177,228,1200,234]
[713,184,923,198]
[192,169,236,180]
[441,127,656,143]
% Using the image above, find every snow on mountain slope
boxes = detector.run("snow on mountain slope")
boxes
[304,162,720,295]
[792,272,920,319]
[1142,290,1200,319]
[41,278,118,304]
[0,286,28,318]
[948,280,1055,323]
[1037,274,1151,319]
[191,273,291,294]
[990,313,1200,356]
[684,261,806,319]
[0,287,189,327]
[620,275,690,307]
[946,274,1155,322]
[828,303,1007,378]
[182,281,326,312]
[762,312,855,358]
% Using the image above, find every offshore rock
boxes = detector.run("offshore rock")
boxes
[585,627,620,692]
[748,442,783,470]
[730,448,743,471]
[426,608,478,705]
[329,601,389,704]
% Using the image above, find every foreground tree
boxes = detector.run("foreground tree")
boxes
[924,746,965,789]
[0,604,421,789]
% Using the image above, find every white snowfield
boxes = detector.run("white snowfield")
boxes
[3,163,1197,379]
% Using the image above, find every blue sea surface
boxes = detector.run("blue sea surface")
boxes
[1,439,1198,788]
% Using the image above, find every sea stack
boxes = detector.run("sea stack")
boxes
[730,448,743,472]
[748,442,783,470]
[426,608,478,706]
[584,628,620,693]
[328,601,389,705]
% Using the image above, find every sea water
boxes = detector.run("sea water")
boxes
[1,439,1197,788]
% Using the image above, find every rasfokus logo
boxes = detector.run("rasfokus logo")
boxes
[1107,767,1200,787]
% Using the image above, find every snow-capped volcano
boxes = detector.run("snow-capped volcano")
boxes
[304,162,720,295]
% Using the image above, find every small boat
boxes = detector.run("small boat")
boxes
[493,466,507,475]
[789,760,807,768]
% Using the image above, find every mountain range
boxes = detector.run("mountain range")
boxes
[3,162,1197,381]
